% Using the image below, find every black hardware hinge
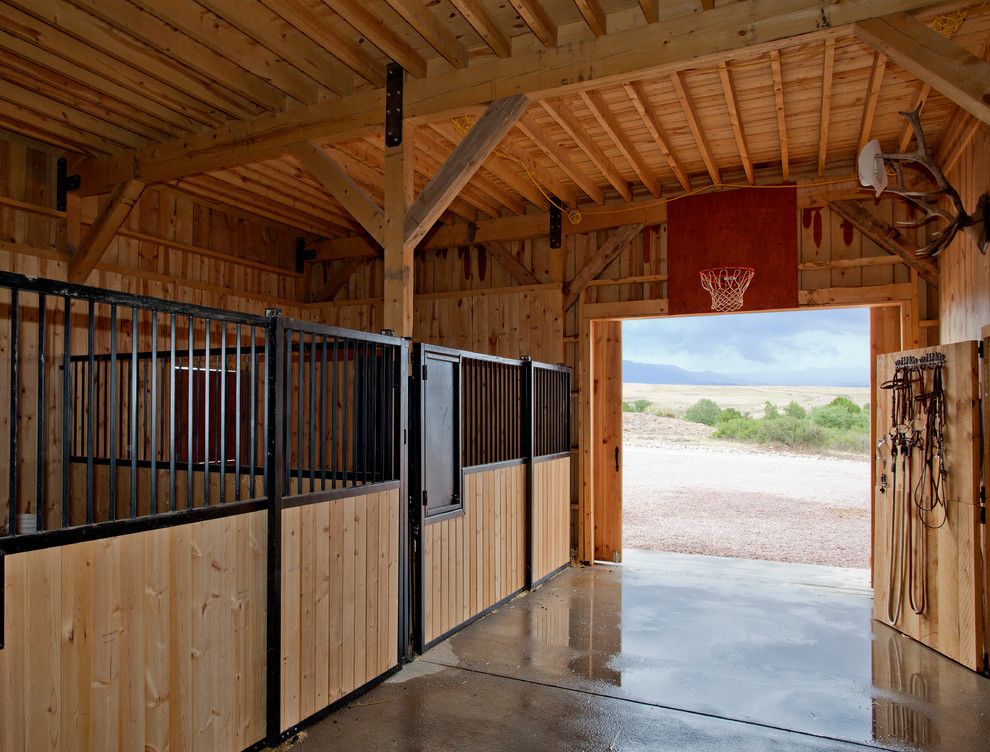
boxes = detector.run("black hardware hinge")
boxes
[549,200,562,249]
[56,158,81,213]
[422,489,428,507]
[979,339,985,358]
[385,63,404,147]
[421,364,427,381]
[295,238,316,273]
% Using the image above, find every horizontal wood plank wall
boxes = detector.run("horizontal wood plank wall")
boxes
[423,464,525,645]
[0,510,267,752]
[939,125,990,343]
[532,457,571,582]
[280,488,400,732]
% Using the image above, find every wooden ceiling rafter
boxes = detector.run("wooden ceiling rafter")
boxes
[669,71,721,186]
[193,0,354,96]
[540,98,633,202]
[639,0,660,23]
[449,0,513,58]
[26,0,277,117]
[716,61,755,184]
[121,0,327,106]
[573,0,608,36]
[768,49,790,179]
[622,82,691,192]
[515,114,607,205]
[817,36,836,176]
[327,0,429,78]
[580,89,663,197]
[257,0,387,87]
[381,0,469,68]
[509,0,558,48]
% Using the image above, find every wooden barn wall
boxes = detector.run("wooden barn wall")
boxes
[0,510,267,752]
[0,132,304,310]
[532,457,571,582]
[280,489,400,732]
[939,125,990,344]
[423,464,526,645]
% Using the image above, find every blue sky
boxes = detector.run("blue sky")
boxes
[622,309,870,382]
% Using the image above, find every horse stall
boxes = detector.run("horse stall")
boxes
[0,271,572,750]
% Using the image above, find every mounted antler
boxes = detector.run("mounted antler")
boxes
[859,105,988,258]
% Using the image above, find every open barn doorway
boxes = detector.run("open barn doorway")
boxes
[620,308,873,570]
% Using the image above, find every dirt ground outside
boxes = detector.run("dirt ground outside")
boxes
[622,411,871,569]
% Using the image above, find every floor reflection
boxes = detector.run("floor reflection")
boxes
[433,550,990,751]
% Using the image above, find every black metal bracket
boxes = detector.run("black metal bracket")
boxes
[56,158,81,213]
[295,238,316,273]
[385,63,404,147]
[549,201,562,249]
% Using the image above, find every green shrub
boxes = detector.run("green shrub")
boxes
[684,398,722,426]
[810,397,869,432]
[622,399,652,413]
[717,407,745,423]
[713,415,760,441]
[646,404,676,418]
[763,401,780,419]
[784,401,807,419]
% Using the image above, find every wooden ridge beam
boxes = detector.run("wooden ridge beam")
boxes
[68,179,145,283]
[564,224,643,309]
[288,141,385,244]
[405,95,529,248]
[828,200,939,286]
[855,14,990,127]
[479,240,542,285]
[73,0,944,194]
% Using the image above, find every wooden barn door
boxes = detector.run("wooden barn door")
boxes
[592,321,623,563]
[872,340,986,671]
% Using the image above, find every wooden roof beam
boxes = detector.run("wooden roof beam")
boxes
[540,99,632,202]
[574,0,607,36]
[817,36,836,176]
[312,257,366,302]
[670,72,721,185]
[622,83,690,192]
[480,240,542,285]
[328,1,429,78]
[639,0,659,23]
[898,83,931,151]
[405,95,529,248]
[828,200,938,286]
[450,0,512,58]
[73,0,945,193]
[383,0,468,68]
[564,224,643,309]
[68,179,145,283]
[288,141,385,244]
[259,0,386,86]
[857,51,887,153]
[769,50,790,180]
[716,62,754,184]
[855,13,990,127]
[510,0,557,48]
[581,90,662,196]
[516,114,606,205]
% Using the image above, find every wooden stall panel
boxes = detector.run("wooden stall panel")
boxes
[423,464,526,645]
[872,341,983,671]
[532,457,571,583]
[280,488,400,732]
[0,511,267,752]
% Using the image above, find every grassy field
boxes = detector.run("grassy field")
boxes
[622,384,871,417]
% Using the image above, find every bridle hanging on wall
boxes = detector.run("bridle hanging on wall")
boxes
[878,352,948,623]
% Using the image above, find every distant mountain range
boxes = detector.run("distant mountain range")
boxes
[622,360,869,388]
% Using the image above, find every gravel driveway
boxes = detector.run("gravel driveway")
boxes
[622,421,871,569]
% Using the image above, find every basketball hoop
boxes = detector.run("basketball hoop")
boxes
[699,266,756,312]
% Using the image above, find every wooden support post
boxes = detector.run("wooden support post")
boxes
[577,302,594,564]
[383,134,415,336]
[900,270,921,349]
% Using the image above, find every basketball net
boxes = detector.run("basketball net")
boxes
[699,266,756,312]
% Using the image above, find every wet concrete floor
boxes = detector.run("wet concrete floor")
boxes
[295,550,990,751]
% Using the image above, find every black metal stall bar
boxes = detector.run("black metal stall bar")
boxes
[0,271,274,554]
